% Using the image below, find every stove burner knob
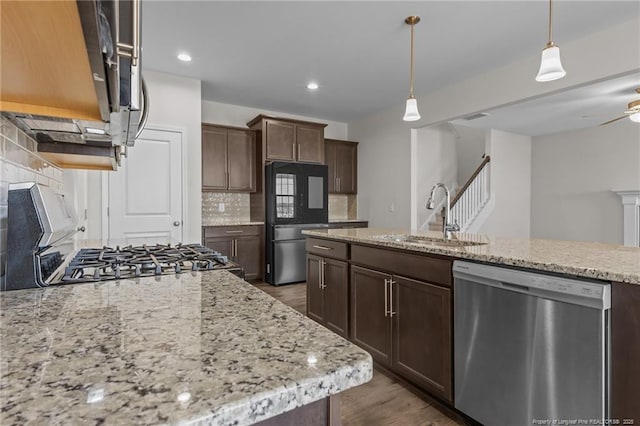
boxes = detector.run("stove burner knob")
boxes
[135,265,142,277]
[175,264,181,273]
[93,269,101,280]
[155,265,162,275]
[114,265,121,279]
[206,260,214,270]
[191,263,198,272]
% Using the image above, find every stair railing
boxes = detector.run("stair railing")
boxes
[445,156,491,232]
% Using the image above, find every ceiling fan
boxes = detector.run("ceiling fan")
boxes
[600,88,640,126]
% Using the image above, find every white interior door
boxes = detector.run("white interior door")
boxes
[108,128,183,244]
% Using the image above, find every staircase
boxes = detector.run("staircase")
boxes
[428,156,491,233]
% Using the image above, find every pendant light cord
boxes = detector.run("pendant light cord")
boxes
[409,22,415,98]
[548,0,553,43]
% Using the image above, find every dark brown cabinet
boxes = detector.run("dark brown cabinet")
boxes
[202,124,256,192]
[248,115,326,164]
[350,266,393,367]
[349,244,453,402]
[350,265,452,401]
[306,238,349,338]
[325,139,358,194]
[393,275,451,401]
[203,225,263,280]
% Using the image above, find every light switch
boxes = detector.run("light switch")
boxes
[218,203,225,212]
[388,202,395,212]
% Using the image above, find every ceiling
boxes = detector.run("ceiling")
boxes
[449,72,640,136]
[142,1,640,123]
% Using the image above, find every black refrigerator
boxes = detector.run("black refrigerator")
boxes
[265,162,329,285]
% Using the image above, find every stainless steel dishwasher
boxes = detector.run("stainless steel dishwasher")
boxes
[453,261,610,426]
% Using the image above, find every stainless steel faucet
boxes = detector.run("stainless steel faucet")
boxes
[426,183,460,239]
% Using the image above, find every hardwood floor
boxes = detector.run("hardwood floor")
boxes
[248,280,463,426]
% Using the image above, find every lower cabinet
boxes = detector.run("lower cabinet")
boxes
[203,225,263,280]
[350,265,452,402]
[307,254,349,337]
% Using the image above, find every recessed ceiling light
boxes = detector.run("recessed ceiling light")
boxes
[307,82,319,90]
[177,53,192,62]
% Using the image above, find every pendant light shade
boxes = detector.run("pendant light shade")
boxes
[630,112,640,123]
[403,16,421,121]
[403,97,421,121]
[536,0,566,82]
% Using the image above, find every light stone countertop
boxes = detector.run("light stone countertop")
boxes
[201,221,264,227]
[0,271,372,425]
[328,219,369,223]
[302,227,640,285]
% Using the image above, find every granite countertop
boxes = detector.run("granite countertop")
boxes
[328,219,368,223]
[202,221,264,227]
[0,271,372,425]
[302,227,640,285]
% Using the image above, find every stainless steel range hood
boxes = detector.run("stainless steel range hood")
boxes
[0,0,149,170]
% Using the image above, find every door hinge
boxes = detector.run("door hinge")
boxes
[266,264,270,274]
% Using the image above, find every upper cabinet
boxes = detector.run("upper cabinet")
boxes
[325,139,358,194]
[247,115,327,164]
[202,124,256,192]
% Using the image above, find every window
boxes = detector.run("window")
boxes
[275,173,295,218]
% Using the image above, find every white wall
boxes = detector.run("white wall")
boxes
[86,71,203,243]
[350,17,639,230]
[453,124,486,185]
[474,129,531,238]
[202,100,348,140]
[531,120,640,244]
[411,125,458,230]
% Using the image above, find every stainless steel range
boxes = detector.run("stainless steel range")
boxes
[3,182,243,291]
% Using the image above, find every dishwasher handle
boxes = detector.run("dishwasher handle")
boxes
[453,260,610,310]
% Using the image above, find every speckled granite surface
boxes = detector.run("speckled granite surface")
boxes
[303,228,640,285]
[0,271,372,425]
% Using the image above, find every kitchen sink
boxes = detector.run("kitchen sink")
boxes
[370,234,487,247]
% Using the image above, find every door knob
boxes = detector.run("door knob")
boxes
[173,221,181,227]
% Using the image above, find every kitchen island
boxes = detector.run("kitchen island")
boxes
[0,271,372,425]
[302,227,640,423]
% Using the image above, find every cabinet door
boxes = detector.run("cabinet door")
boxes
[227,130,255,192]
[235,236,262,280]
[350,265,392,367]
[324,141,337,193]
[307,255,324,324]
[203,237,233,259]
[296,124,324,163]
[335,142,357,194]
[265,120,295,161]
[392,275,452,402]
[323,258,349,338]
[202,126,228,190]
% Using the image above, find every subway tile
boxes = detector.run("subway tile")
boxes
[0,117,17,143]
[35,173,48,186]
[18,167,34,182]
[0,181,8,205]
[16,131,29,150]
[1,161,19,183]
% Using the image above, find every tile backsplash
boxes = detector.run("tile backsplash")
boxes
[0,117,65,279]
[202,192,251,224]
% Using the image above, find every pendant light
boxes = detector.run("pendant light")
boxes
[403,16,421,121]
[536,0,566,82]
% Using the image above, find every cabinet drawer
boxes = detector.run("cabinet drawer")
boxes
[351,245,452,287]
[306,237,348,260]
[203,225,262,238]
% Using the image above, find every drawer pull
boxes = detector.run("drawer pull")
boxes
[312,245,333,251]
[225,230,244,234]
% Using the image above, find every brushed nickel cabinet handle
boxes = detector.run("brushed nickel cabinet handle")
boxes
[292,143,296,159]
[318,261,323,289]
[321,260,327,289]
[389,279,397,317]
[297,143,301,160]
[225,230,244,234]
[384,278,389,317]
[312,245,332,251]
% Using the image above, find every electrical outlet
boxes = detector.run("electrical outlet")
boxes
[388,202,395,212]
[218,203,225,212]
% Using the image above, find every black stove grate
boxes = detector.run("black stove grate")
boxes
[61,243,239,283]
